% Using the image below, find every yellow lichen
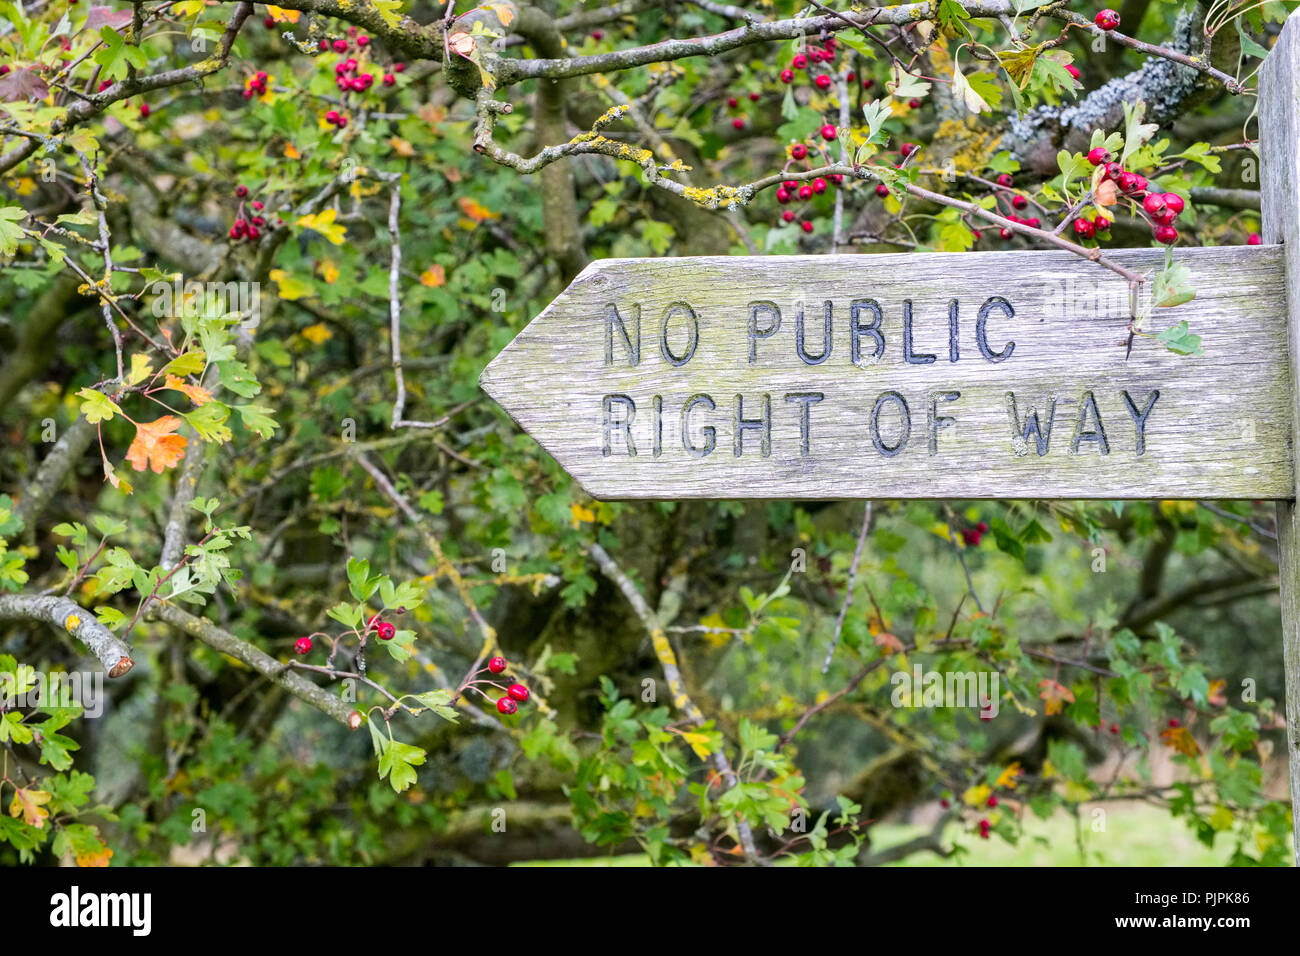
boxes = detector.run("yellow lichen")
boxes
[64,614,81,632]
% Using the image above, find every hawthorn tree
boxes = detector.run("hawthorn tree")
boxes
[0,0,1294,866]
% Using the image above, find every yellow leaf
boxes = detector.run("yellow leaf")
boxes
[419,264,446,287]
[285,142,301,159]
[269,268,313,301]
[173,0,205,15]
[389,136,415,157]
[9,788,51,829]
[127,352,152,386]
[13,177,36,196]
[296,207,346,245]
[484,1,515,25]
[570,503,595,527]
[125,416,188,474]
[101,455,133,495]
[995,762,1023,789]
[164,374,212,406]
[301,323,333,345]
[1037,678,1074,716]
[679,731,712,760]
[265,5,300,21]
[1209,805,1234,831]
[963,784,991,807]
[318,260,340,285]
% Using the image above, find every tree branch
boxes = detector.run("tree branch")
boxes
[0,593,134,677]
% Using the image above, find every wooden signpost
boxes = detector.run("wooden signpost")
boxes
[482,9,1300,864]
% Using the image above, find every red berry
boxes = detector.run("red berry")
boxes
[776,188,791,204]
[940,798,951,809]
[376,621,396,641]
[978,819,991,838]
[1168,718,1181,728]
[1073,218,1095,239]
[792,53,807,69]
[497,696,518,715]
[264,15,275,28]
[976,521,989,533]
[801,221,813,234]
[732,117,744,129]
[780,69,794,84]
[820,123,837,141]
[749,92,759,102]
[336,116,348,128]
[987,795,998,807]
[1095,9,1120,30]
[1066,64,1081,80]
[791,143,807,160]
[232,218,247,232]
[508,683,530,703]
[347,26,358,37]
[1152,206,1177,226]
[829,174,843,185]
[1012,194,1027,209]
[812,177,827,194]
[1132,174,1149,193]
[251,216,265,227]
[908,98,921,108]
[235,184,248,198]
[357,35,369,47]
[995,173,1013,187]
[246,226,260,240]
[393,62,406,73]
[294,636,312,655]
[383,73,395,86]
[228,225,242,240]
[1142,192,1166,216]
[365,614,382,632]
[862,78,874,89]
[1087,147,1109,166]
[972,229,982,240]
[1093,216,1111,232]
[1154,225,1178,245]
[797,184,812,200]
[139,103,150,117]
[999,227,1012,239]
[727,96,738,108]
[1247,232,1262,245]
[1103,161,1123,181]
[318,39,329,51]
[332,39,348,52]
[1110,723,1120,734]
[1118,171,1141,193]
[591,30,602,41]
[782,210,795,222]
[900,142,916,158]
[1026,217,1041,229]
[814,74,831,90]
[1162,192,1185,215]
[875,184,889,197]
[488,656,507,674]
[846,72,856,82]
[325,109,340,124]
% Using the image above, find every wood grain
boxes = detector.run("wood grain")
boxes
[481,246,1292,500]
[1262,5,1300,867]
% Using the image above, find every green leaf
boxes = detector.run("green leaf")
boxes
[0,206,26,256]
[235,404,278,438]
[1157,321,1202,356]
[76,388,122,424]
[377,737,426,792]
[185,402,233,443]
[346,556,379,602]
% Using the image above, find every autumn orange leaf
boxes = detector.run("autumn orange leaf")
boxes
[1161,724,1201,757]
[1208,679,1227,707]
[126,416,188,473]
[874,631,905,653]
[1037,678,1075,716]
[164,374,212,406]
[457,197,497,223]
[420,263,446,287]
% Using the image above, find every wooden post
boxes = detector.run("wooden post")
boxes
[1262,6,1300,867]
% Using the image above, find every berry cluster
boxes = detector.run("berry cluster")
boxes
[960,520,989,547]
[1086,149,1182,244]
[243,70,269,100]
[366,613,397,641]
[228,184,267,242]
[775,172,845,234]
[779,36,839,86]
[722,90,762,129]
[486,656,531,715]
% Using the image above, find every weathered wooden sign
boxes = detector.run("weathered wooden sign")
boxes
[480,246,1292,500]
